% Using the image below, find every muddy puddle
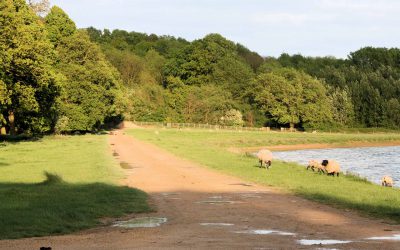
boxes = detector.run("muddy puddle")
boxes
[236,229,296,236]
[297,239,352,245]
[197,200,240,204]
[200,223,234,226]
[240,193,262,198]
[161,193,181,199]
[113,217,167,228]
[208,195,224,199]
[161,192,180,196]
[366,234,400,241]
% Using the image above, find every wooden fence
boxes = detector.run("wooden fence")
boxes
[131,121,273,132]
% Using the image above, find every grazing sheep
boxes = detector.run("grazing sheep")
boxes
[381,176,394,187]
[257,149,273,169]
[307,160,326,173]
[321,160,341,177]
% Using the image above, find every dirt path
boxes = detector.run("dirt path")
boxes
[1,130,399,249]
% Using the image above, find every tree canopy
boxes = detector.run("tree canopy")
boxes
[1,1,399,135]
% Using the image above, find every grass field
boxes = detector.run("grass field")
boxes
[0,135,150,239]
[128,128,400,223]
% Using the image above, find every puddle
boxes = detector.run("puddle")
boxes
[236,229,296,236]
[113,217,167,228]
[240,194,261,198]
[208,195,223,199]
[120,162,133,169]
[200,223,234,226]
[197,200,239,204]
[230,183,253,187]
[366,234,400,241]
[297,239,352,245]
[161,192,180,196]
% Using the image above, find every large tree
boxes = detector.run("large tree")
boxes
[44,6,76,46]
[0,0,60,134]
[253,68,333,129]
[45,6,124,132]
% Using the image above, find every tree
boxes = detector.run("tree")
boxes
[44,7,124,132]
[143,49,166,85]
[220,109,244,127]
[45,6,76,45]
[326,85,355,126]
[386,98,400,128]
[55,30,124,131]
[0,0,60,134]
[253,68,333,130]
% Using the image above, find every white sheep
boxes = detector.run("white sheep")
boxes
[257,149,273,169]
[381,176,394,187]
[321,160,341,177]
[307,159,325,173]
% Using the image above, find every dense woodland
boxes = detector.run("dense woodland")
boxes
[1,0,400,135]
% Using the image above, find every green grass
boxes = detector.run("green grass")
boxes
[128,128,400,223]
[0,135,150,239]
[201,129,400,148]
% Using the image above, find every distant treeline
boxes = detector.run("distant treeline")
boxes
[87,26,400,130]
[1,0,400,135]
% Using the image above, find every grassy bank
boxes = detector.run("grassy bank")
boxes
[128,128,400,223]
[0,135,150,239]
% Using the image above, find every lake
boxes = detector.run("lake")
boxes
[273,146,400,187]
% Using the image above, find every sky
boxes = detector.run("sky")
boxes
[50,0,400,58]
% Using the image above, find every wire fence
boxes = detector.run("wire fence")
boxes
[130,121,294,132]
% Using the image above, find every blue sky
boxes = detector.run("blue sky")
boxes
[51,0,400,58]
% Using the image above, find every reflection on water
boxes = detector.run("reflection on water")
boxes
[367,234,400,241]
[236,229,296,236]
[113,217,167,228]
[273,146,400,187]
[298,239,352,245]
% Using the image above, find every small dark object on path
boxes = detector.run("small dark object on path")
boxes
[40,247,52,250]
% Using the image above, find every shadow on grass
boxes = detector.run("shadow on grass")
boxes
[0,161,9,167]
[0,134,42,143]
[0,173,150,240]
[297,190,400,223]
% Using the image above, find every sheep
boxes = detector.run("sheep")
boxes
[307,159,326,173]
[257,149,273,169]
[381,176,394,187]
[321,160,341,177]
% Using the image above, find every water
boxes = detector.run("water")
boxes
[273,146,400,187]
[236,229,296,236]
[196,200,238,204]
[367,234,400,241]
[200,223,234,226]
[298,239,352,245]
[113,217,167,228]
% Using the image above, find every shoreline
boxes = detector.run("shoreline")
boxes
[238,140,400,152]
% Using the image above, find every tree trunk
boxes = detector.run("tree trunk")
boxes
[289,122,295,132]
[8,112,15,135]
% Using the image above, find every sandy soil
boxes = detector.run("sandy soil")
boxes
[1,130,399,249]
